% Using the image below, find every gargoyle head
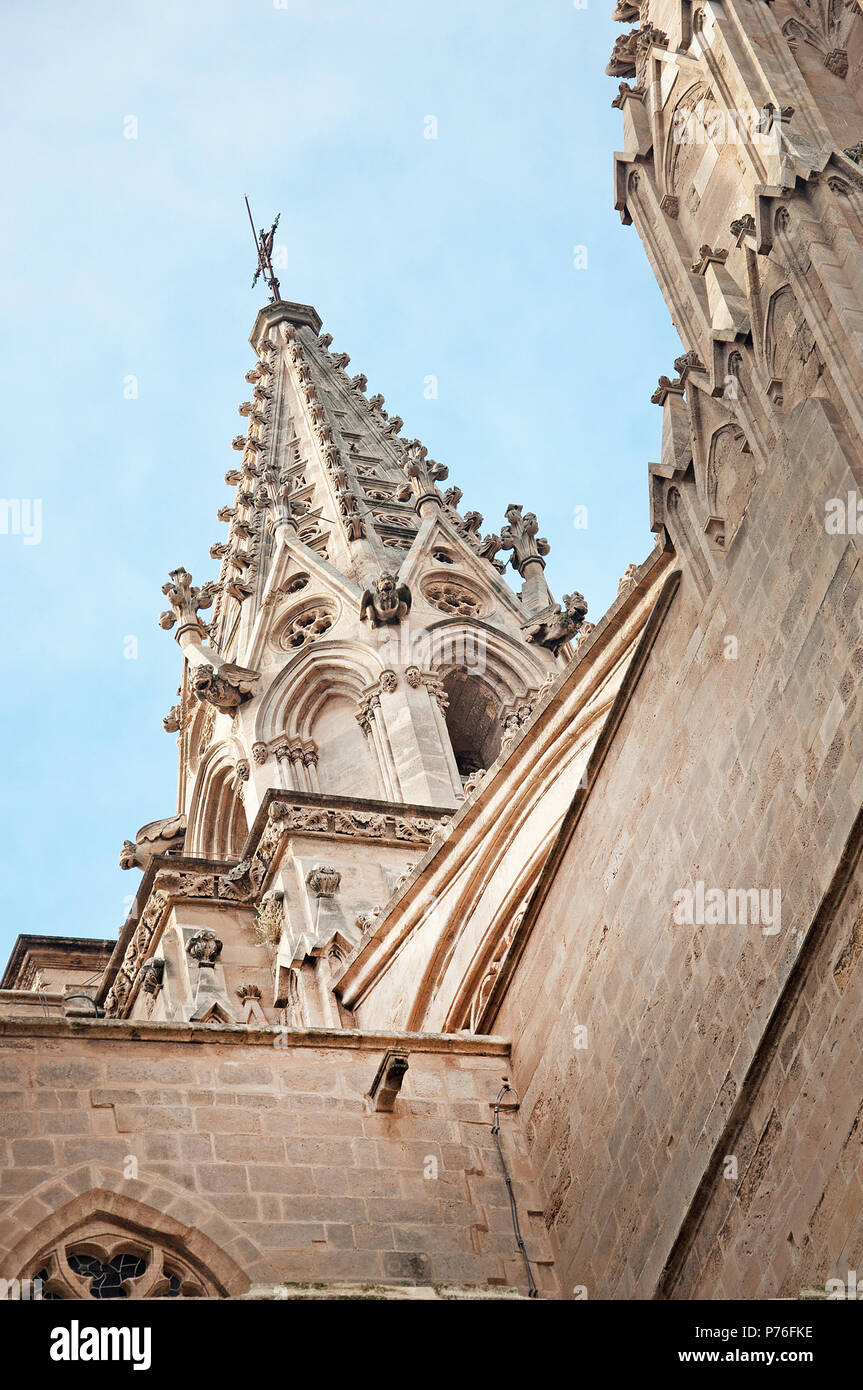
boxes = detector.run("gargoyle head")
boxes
[192,664,216,699]
[119,840,140,871]
[563,591,588,624]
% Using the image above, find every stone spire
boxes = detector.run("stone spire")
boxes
[134,295,587,1028]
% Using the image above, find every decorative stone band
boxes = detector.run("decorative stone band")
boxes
[99,789,451,1021]
[267,799,443,846]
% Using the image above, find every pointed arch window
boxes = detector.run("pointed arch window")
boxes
[28,1227,217,1300]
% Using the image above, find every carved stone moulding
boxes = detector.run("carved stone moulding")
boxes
[267,796,445,847]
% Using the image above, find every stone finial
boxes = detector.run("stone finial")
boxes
[158,568,217,645]
[256,466,311,540]
[306,865,341,898]
[617,563,639,595]
[499,504,550,575]
[690,245,729,275]
[359,572,412,627]
[650,375,686,405]
[729,214,756,244]
[673,350,706,378]
[396,440,449,514]
[187,930,223,967]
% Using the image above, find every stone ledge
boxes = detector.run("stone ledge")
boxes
[0,1016,510,1055]
[243,1282,530,1300]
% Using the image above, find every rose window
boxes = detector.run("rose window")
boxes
[422,578,486,618]
[276,602,336,651]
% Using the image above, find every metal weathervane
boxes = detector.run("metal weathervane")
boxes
[245,196,282,303]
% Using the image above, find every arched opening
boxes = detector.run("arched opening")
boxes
[10,1189,251,1300]
[187,749,248,861]
[202,771,247,859]
[312,693,381,798]
[442,670,503,783]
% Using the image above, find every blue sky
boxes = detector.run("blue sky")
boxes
[0,0,680,959]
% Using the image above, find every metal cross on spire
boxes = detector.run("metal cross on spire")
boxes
[245,196,282,303]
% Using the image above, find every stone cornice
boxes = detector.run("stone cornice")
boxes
[0,1016,509,1055]
[1,935,115,992]
[98,789,453,1020]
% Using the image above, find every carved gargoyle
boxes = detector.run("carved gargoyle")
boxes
[191,662,259,715]
[119,813,187,871]
[523,591,589,654]
[162,704,181,733]
[359,572,412,627]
